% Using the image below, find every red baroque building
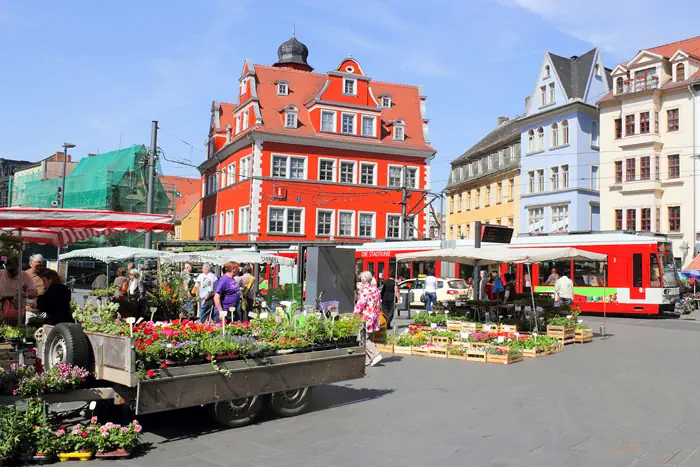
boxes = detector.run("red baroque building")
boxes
[199,33,436,243]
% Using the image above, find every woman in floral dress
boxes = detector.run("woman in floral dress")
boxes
[354,271,383,367]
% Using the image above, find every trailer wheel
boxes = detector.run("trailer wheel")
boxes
[44,323,92,371]
[269,386,313,417]
[207,396,263,428]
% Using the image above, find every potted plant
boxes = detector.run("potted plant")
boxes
[95,421,142,458]
[55,423,95,461]
[32,425,56,462]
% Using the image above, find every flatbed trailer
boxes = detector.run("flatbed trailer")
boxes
[25,324,366,427]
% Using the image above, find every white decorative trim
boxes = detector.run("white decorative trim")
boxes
[320,109,337,133]
[342,77,357,96]
[250,140,263,240]
[340,112,357,135]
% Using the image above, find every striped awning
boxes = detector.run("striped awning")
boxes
[0,208,174,247]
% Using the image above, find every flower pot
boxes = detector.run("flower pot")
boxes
[57,451,94,462]
[33,453,56,464]
[95,449,133,459]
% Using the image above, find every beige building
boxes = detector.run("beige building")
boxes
[444,116,522,240]
[598,36,700,266]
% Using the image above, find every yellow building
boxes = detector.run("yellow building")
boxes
[444,117,522,239]
[160,176,202,241]
[176,198,201,241]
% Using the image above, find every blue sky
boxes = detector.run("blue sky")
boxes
[1,0,699,194]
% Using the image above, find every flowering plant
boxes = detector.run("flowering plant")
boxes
[94,421,142,452]
[13,364,89,396]
[0,363,36,395]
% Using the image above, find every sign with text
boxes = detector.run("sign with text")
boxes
[480,225,514,244]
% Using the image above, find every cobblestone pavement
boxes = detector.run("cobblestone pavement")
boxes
[78,313,700,467]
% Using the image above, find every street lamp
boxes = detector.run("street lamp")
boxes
[57,143,75,260]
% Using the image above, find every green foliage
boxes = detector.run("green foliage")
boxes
[73,302,126,334]
[412,312,448,326]
[388,333,428,346]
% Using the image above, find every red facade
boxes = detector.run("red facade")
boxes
[199,36,435,244]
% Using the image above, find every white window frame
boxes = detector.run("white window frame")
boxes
[243,109,249,130]
[591,120,599,148]
[550,204,570,233]
[285,110,298,129]
[175,226,181,240]
[357,211,376,238]
[321,110,336,133]
[316,209,334,236]
[387,165,403,187]
[405,167,418,189]
[591,165,599,190]
[536,127,544,151]
[235,115,241,134]
[267,206,305,235]
[343,77,357,96]
[361,115,376,137]
[528,207,545,233]
[551,122,559,147]
[527,129,535,153]
[562,120,569,145]
[548,83,555,105]
[238,206,250,234]
[240,155,252,181]
[341,113,356,134]
[339,160,357,184]
[537,169,545,192]
[227,163,236,185]
[386,213,401,239]
[544,65,550,78]
[337,210,355,237]
[201,178,206,197]
[393,124,405,141]
[381,96,392,108]
[225,209,234,235]
[271,154,307,180]
[221,166,227,188]
[359,162,377,185]
[562,164,569,188]
[318,158,337,182]
[219,212,225,236]
[277,81,288,96]
[551,166,559,190]
[540,85,546,106]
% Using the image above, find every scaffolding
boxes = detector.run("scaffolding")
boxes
[11,145,175,248]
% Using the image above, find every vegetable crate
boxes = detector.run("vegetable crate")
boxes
[487,352,523,365]
[522,347,550,359]
[412,345,448,359]
[466,348,487,363]
[546,325,576,345]
[575,328,593,344]
[375,343,394,354]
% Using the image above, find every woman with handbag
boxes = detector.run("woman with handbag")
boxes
[0,257,38,324]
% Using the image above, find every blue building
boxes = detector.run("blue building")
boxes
[519,48,611,235]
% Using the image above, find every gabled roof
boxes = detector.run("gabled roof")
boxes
[453,117,523,165]
[647,35,700,59]
[159,176,201,221]
[549,48,598,100]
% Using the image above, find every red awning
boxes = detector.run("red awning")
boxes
[686,253,700,271]
[0,207,174,247]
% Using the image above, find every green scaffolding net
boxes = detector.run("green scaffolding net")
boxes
[11,145,175,248]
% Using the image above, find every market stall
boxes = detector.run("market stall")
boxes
[161,249,296,266]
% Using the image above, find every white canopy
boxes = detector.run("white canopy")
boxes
[58,246,173,263]
[161,249,296,267]
[395,246,606,264]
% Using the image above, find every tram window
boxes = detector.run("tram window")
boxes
[633,253,643,288]
[377,262,385,282]
[367,262,376,277]
[389,258,397,277]
[538,260,571,285]
[650,254,661,287]
[355,259,363,278]
[399,280,414,290]
[574,261,606,287]
[398,262,410,281]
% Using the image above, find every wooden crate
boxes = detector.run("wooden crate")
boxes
[451,339,469,348]
[411,346,447,358]
[466,348,487,363]
[447,347,466,361]
[375,343,394,354]
[487,352,523,365]
[469,342,491,350]
[482,324,498,334]
[431,335,452,347]
[547,325,576,345]
[522,347,550,359]
[446,320,464,331]
[575,328,593,344]
[548,342,564,354]
[461,322,482,333]
[499,324,518,334]
[393,345,412,356]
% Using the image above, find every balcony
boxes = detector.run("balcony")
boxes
[618,178,663,195]
[617,76,659,95]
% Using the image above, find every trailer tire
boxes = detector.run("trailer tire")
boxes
[44,323,92,371]
[207,396,263,428]
[269,386,313,417]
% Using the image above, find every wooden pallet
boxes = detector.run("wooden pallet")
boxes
[575,328,593,344]
[522,347,550,359]
[375,343,394,354]
[393,345,412,356]
[487,352,523,365]
[466,348,487,363]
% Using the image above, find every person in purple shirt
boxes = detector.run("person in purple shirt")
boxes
[214,261,241,322]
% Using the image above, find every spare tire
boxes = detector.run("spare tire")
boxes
[44,323,92,371]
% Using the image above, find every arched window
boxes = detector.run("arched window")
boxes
[562,120,569,145]
[544,65,551,78]
[537,127,544,151]
[591,120,599,147]
[551,122,559,147]
[616,77,624,94]
[528,129,535,153]
[677,63,685,82]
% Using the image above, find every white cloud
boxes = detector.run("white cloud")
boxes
[498,0,700,58]
[324,26,379,51]
[401,54,452,78]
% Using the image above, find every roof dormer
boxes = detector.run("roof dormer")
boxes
[276,80,289,96]
[335,57,365,76]
[379,94,392,108]
[392,118,406,142]
[670,50,691,82]
[283,104,299,129]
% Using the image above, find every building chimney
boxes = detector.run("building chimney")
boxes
[87,153,97,158]
[497,116,509,126]
[50,152,70,162]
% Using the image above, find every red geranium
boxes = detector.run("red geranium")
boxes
[146,370,156,378]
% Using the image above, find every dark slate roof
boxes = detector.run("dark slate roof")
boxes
[452,117,523,165]
[549,48,597,100]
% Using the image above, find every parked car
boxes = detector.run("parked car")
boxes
[398,278,469,307]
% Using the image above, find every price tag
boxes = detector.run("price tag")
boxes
[514,332,520,339]
[497,336,505,344]
[248,312,258,319]
[524,306,531,312]
[331,311,339,318]
[460,331,470,339]
[274,315,283,324]
[536,306,543,312]
[578,319,583,323]
[260,312,269,319]
[515,306,522,311]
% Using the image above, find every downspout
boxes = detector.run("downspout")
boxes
[689,83,697,259]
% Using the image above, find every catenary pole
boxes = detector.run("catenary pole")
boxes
[145,121,158,249]
[400,167,407,240]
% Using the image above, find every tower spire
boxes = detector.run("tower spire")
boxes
[292,24,295,38]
